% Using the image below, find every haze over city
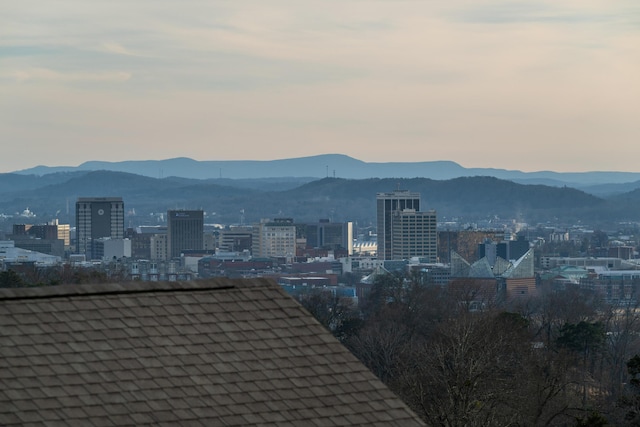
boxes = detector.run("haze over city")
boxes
[5,3,640,424]
[2,1,639,174]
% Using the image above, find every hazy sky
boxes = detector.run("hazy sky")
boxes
[1,1,639,173]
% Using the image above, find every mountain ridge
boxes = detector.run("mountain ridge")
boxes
[13,154,640,191]
[3,170,640,229]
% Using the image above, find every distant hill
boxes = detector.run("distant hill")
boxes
[3,170,640,228]
[13,154,640,192]
[577,181,640,198]
[0,171,88,194]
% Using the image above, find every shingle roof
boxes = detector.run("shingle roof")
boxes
[0,278,424,426]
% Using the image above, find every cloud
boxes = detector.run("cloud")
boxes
[102,42,139,57]
[2,68,131,83]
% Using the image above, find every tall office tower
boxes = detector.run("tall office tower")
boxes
[390,209,437,262]
[376,190,421,260]
[167,210,204,259]
[252,218,296,259]
[76,197,125,259]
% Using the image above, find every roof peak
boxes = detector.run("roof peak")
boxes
[0,278,275,301]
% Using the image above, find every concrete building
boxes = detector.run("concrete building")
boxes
[150,234,168,261]
[167,210,204,259]
[608,246,635,260]
[198,256,274,278]
[10,220,69,258]
[376,190,437,261]
[203,233,216,252]
[13,219,70,247]
[376,190,420,260]
[75,197,125,259]
[540,256,632,270]
[125,228,151,260]
[93,238,132,261]
[580,270,640,305]
[127,259,190,281]
[252,218,296,260]
[127,226,168,260]
[218,226,253,253]
[408,262,451,285]
[390,209,437,262]
[550,231,570,242]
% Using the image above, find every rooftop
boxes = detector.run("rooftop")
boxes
[0,278,424,426]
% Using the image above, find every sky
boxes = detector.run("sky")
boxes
[1,1,639,173]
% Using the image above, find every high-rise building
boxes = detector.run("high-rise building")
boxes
[167,210,204,259]
[76,197,125,259]
[390,209,437,262]
[252,218,296,259]
[376,190,421,260]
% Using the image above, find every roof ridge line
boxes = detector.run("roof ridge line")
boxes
[0,284,237,302]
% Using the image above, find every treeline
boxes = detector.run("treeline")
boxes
[0,265,127,288]
[6,172,640,227]
[301,273,640,426]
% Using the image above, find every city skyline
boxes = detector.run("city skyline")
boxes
[2,1,639,173]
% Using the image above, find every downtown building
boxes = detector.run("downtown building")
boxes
[390,209,437,262]
[76,197,125,260]
[218,226,253,254]
[301,220,354,257]
[252,218,296,260]
[167,210,204,259]
[10,219,70,258]
[376,190,437,262]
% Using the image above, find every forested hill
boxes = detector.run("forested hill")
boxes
[2,171,636,227]
[285,177,606,224]
[291,176,601,209]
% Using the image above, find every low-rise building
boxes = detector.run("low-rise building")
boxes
[0,240,61,268]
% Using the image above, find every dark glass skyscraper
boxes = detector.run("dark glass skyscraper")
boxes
[167,210,204,259]
[304,220,353,255]
[76,197,125,259]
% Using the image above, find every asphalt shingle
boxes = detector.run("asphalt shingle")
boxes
[0,278,425,426]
